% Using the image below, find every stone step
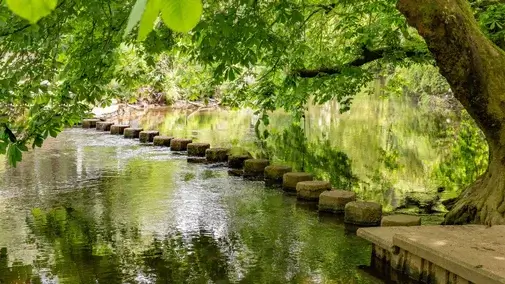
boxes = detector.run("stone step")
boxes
[139,131,160,143]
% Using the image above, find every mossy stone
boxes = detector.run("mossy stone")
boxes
[344,201,382,226]
[206,148,230,163]
[187,143,211,157]
[282,172,313,192]
[228,155,252,169]
[96,122,114,131]
[82,119,100,129]
[139,131,160,143]
[244,159,270,178]
[264,165,292,183]
[153,136,173,147]
[296,180,331,201]
[187,157,207,164]
[318,190,356,213]
[228,169,243,176]
[381,215,421,227]
[124,128,144,139]
[110,125,130,135]
[170,139,193,151]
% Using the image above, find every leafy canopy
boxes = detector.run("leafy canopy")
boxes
[1,0,503,166]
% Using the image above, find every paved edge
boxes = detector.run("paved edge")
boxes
[394,233,505,284]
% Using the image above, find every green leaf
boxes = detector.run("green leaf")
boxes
[7,144,22,167]
[138,0,161,41]
[160,0,202,33]
[6,0,57,23]
[124,0,148,38]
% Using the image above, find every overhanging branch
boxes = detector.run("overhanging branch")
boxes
[295,47,428,78]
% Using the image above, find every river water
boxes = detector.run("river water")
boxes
[0,123,379,283]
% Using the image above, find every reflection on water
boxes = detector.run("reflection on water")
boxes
[0,129,377,283]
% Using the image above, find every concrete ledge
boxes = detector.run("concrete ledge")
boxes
[357,225,505,284]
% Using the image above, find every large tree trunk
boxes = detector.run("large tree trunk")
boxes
[397,0,505,225]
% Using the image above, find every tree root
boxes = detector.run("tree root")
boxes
[444,170,505,226]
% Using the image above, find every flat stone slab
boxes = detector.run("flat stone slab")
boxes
[244,159,269,177]
[228,155,251,169]
[110,125,130,135]
[264,165,292,182]
[282,172,313,192]
[319,190,356,213]
[170,138,193,151]
[345,201,382,226]
[124,128,144,139]
[296,180,331,201]
[96,122,114,131]
[381,214,421,227]
[139,131,160,143]
[187,157,207,164]
[153,136,173,147]
[82,119,100,128]
[206,148,230,163]
[357,225,505,284]
[187,143,211,157]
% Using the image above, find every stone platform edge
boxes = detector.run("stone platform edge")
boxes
[357,225,505,284]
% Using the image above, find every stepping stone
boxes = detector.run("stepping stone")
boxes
[344,201,382,226]
[228,155,252,169]
[282,172,313,192]
[82,119,100,129]
[153,136,174,147]
[187,157,207,164]
[244,159,269,179]
[264,165,292,184]
[187,143,211,157]
[170,138,193,151]
[139,131,160,143]
[110,125,130,135]
[124,128,144,139]
[228,169,243,177]
[318,190,356,213]
[206,148,230,163]
[296,180,331,201]
[381,215,421,227]
[96,122,114,131]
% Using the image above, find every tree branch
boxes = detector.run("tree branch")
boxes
[295,47,427,78]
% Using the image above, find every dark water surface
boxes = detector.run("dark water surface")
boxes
[0,128,379,283]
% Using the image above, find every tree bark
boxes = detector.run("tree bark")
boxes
[397,0,505,225]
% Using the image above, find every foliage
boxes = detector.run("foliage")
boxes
[0,0,499,168]
[266,123,357,190]
[432,111,489,193]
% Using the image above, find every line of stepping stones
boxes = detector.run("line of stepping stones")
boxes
[83,118,421,228]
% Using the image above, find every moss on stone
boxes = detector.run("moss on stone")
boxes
[139,131,160,143]
[124,128,144,139]
[82,119,100,129]
[153,136,173,147]
[244,159,269,178]
[205,148,230,163]
[296,180,331,201]
[264,165,292,183]
[110,125,130,135]
[187,143,211,157]
[282,172,313,192]
[228,154,252,169]
[381,215,421,227]
[318,190,356,213]
[96,122,114,131]
[170,138,193,151]
[344,201,382,226]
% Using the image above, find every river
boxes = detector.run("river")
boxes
[1,92,473,283]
